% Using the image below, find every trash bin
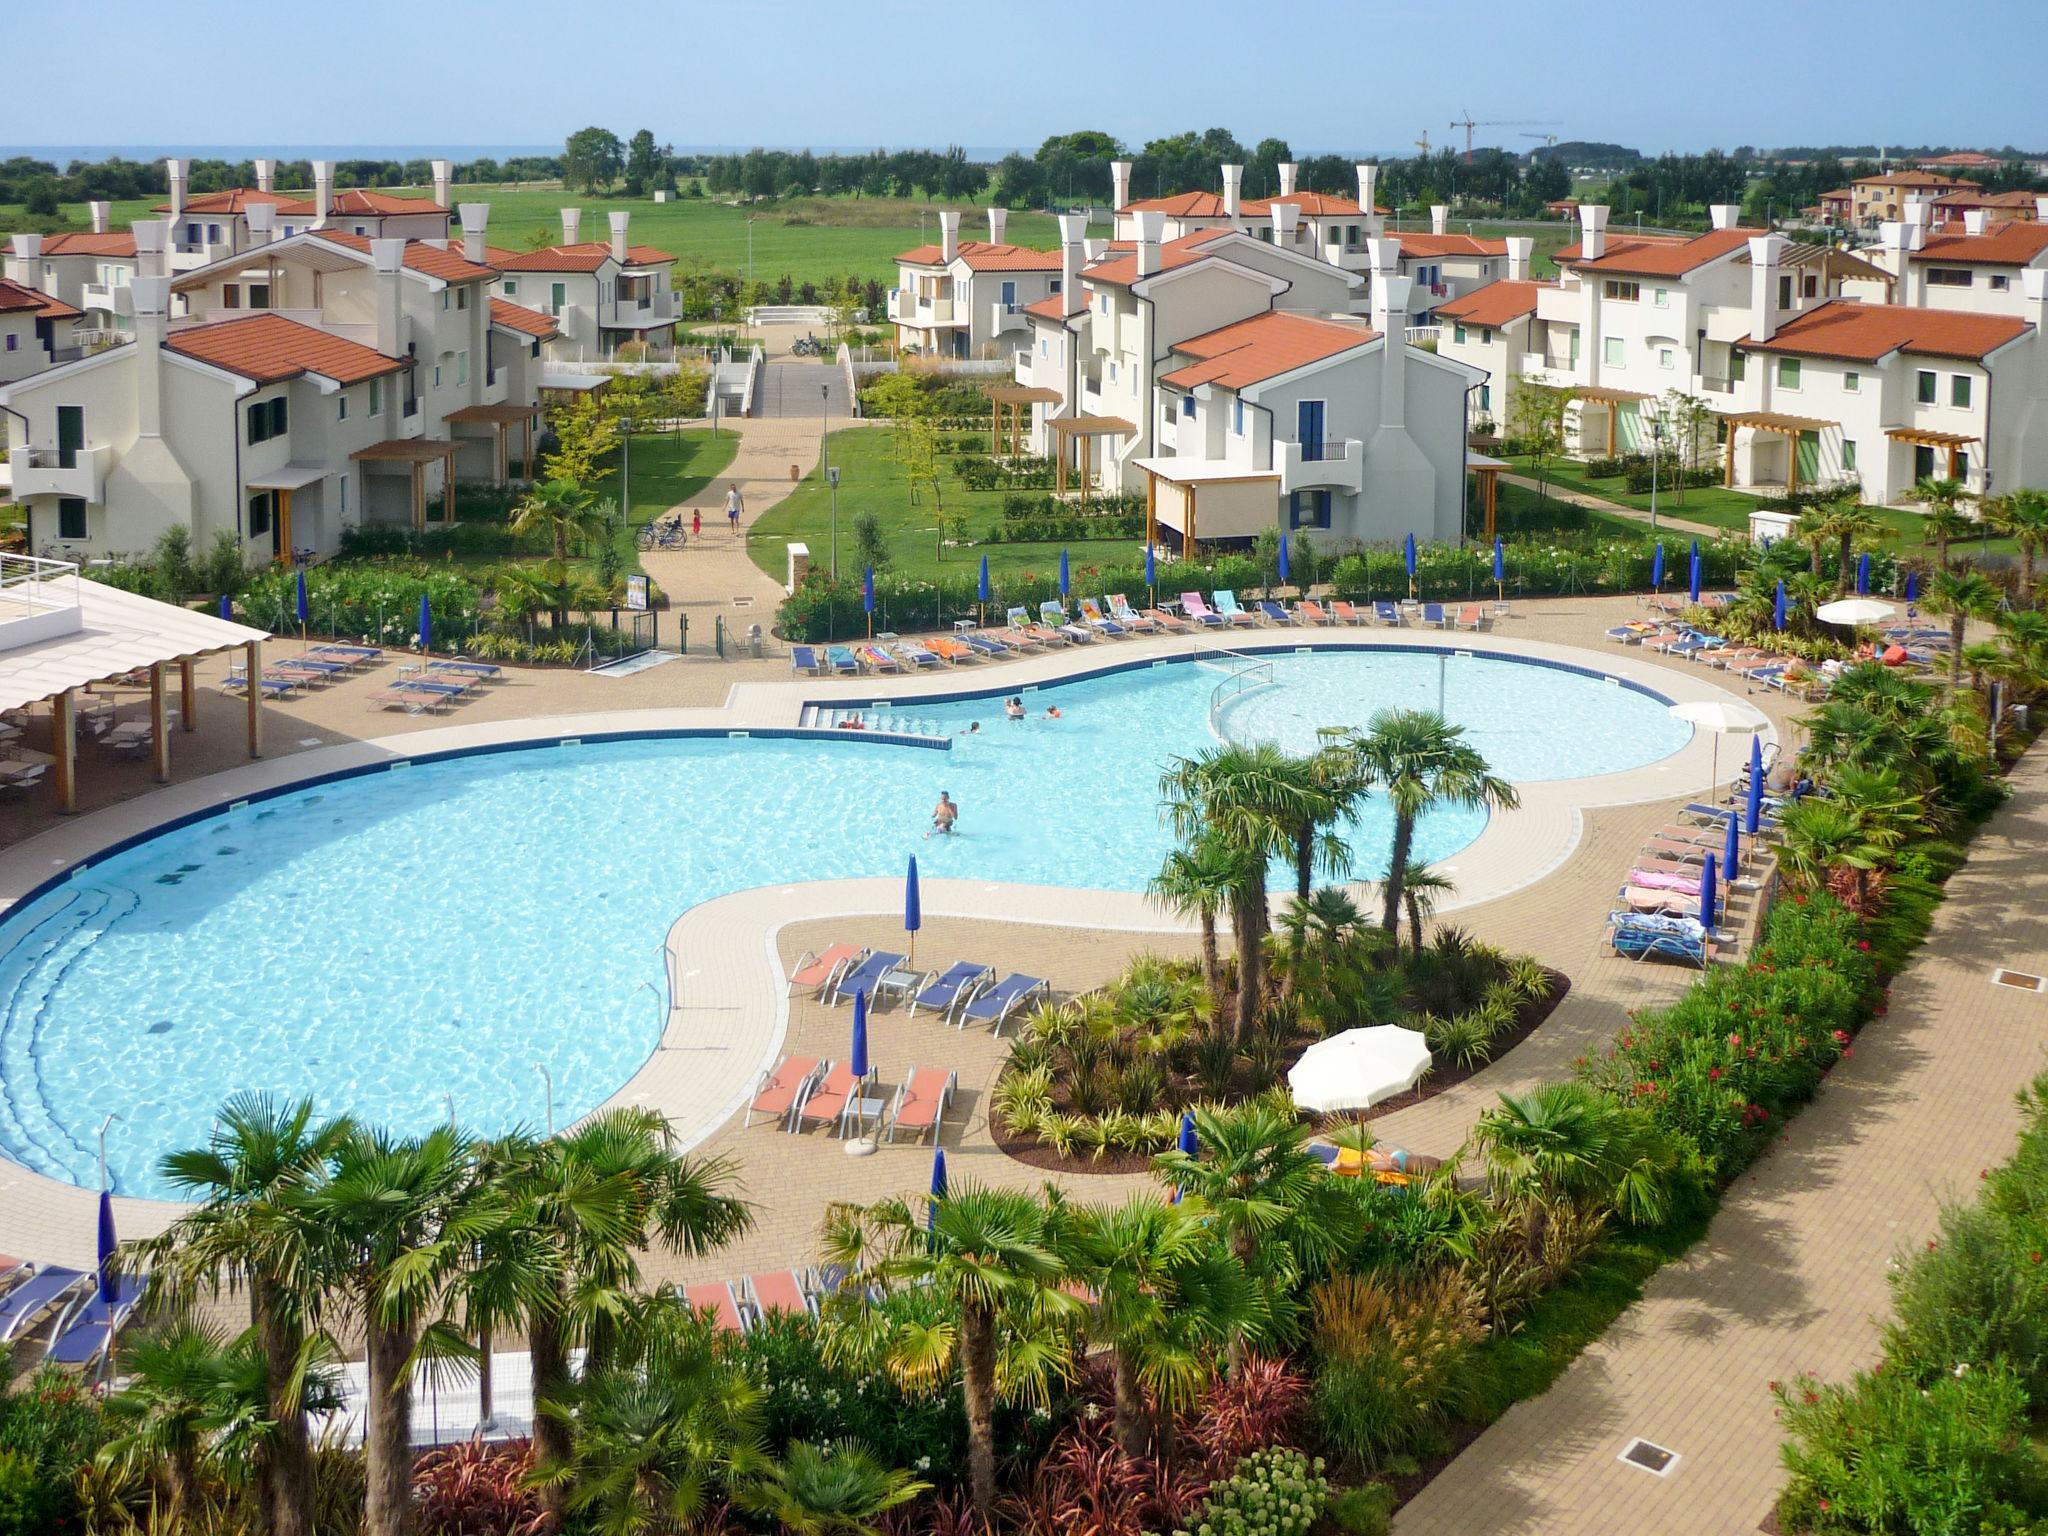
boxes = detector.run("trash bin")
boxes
[790,463,800,481]
[747,624,764,659]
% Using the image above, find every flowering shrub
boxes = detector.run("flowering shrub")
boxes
[0,1370,107,1536]
[1169,1447,1330,1536]
[412,1437,551,1536]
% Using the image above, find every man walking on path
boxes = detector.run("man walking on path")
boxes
[726,483,744,533]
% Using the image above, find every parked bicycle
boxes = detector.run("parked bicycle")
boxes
[789,333,823,357]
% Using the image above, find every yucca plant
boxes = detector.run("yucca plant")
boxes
[1423,1012,1494,1073]
[1037,1113,1083,1158]
[1506,956,1555,1003]
[1113,1059,1169,1117]
[1192,1033,1241,1099]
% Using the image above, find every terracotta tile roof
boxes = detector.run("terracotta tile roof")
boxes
[1245,193,1382,217]
[1083,230,1230,287]
[0,279,81,321]
[165,312,406,386]
[1930,189,2040,210]
[1119,190,1230,218]
[1159,310,1378,390]
[1390,232,1510,259]
[39,232,138,258]
[893,239,1061,272]
[152,188,296,215]
[1023,295,1070,321]
[489,298,560,339]
[1910,224,2048,266]
[272,189,449,218]
[1852,171,1970,189]
[1435,279,1550,327]
[1557,226,1758,277]
[1738,300,2030,364]
[485,240,674,272]
[319,232,496,283]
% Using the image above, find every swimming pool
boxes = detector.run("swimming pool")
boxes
[0,646,1690,1198]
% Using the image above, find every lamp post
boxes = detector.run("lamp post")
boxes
[828,465,841,578]
[710,303,723,437]
[1647,408,1665,534]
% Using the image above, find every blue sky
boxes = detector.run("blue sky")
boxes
[9,0,2041,157]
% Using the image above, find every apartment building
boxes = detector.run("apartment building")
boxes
[0,272,86,385]
[1856,205,2048,319]
[15,203,140,339]
[889,208,1063,359]
[1843,171,1973,230]
[153,158,456,271]
[1112,161,1389,286]
[487,209,678,358]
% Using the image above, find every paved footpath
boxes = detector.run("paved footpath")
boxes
[1396,745,2048,1536]
[1502,472,1724,541]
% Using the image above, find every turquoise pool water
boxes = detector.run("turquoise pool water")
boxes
[0,647,1689,1197]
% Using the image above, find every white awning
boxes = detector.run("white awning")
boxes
[541,370,608,392]
[246,461,330,491]
[0,573,270,715]
[1132,455,1280,486]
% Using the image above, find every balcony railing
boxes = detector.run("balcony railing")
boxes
[10,443,112,502]
[1700,374,1734,394]
[0,552,84,650]
[602,291,678,329]
[1404,325,1442,347]
[1280,436,1363,495]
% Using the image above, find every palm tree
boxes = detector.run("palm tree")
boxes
[1823,498,1887,595]
[738,1440,929,1536]
[1399,858,1456,951]
[301,1125,495,1536]
[1271,886,1381,1008]
[481,1110,753,1522]
[1070,1196,1265,1457]
[96,1321,233,1530]
[1147,835,1242,1017]
[1987,488,2048,608]
[1922,569,2002,691]
[495,558,596,632]
[137,1094,352,1536]
[1332,711,1519,943]
[1777,797,1893,912]
[1152,1102,1357,1286]
[1473,1081,1675,1230]
[820,1184,1072,1518]
[511,477,608,564]
[1904,475,1974,570]
[1791,505,1833,582]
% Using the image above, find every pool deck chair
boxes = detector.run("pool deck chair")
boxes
[962,632,1011,658]
[1107,594,1161,631]
[308,643,381,666]
[370,682,462,715]
[1257,600,1294,625]
[271,656,349,682]
[798,1060,877,1137]
[747,1056,825,1130]
[682,1281,749,1334]
[44,1274,146,1379]
[1179,593,1227,627]
[221,671,302,700]
[0,1266,88,1343]
[887,1067,958,1144]
[1040,601,1094,645]
[1140,604,1191,632]
[1679,803,1777,832]
[790,646,825,676]
[910,961,994,1025]
[1295,599,1332,625]
[1328,600,1366,625]
[857,644,901,674]
[1076,597,1126,637]
[1007,606,1065,647]
[892,640,943,669]
[929,636,978,664]
[1454,604,1484,631]
[742,1270,815,1322]
[789,944,867,998]
[1211,591,1258,627]
[1606,913,1713,967]
[1373,601,1402,625]
[959,972,1050,1035]
[428,658,502,681]
[826,950,906,1006]
[1420,602,1448,627]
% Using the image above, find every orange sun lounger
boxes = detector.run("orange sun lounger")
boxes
[747,1056,824,1130]
[787,945,866,998]
[886,1068,957,1144]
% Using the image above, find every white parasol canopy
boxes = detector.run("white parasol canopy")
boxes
[1814,597,1897,627]
[1287,1027,1433,1113]
[1668,699,1770,798]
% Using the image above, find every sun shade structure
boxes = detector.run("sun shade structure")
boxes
[1047,414,1136,505]
[1716,410,1841,494]
[1287,1027,1433,1113]
[445,402,542,486]
[1884,425,1980,481]
[1132,456,1282,556]
[982,383,1061,458]
[349,437,463,530]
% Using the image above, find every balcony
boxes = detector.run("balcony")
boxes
[991,299,1033,335]
[888,290,961,327]
[1700,374,1735,395]
[0,554,83,652]
[81,281,132,317]
[1280,436,1363,494]
[601,290,678,330]
[10,443,112,502]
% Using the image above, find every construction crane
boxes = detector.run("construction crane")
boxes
[1524,132,1560,150]
[1414,130,1432,157]
[1448,113,1563,161]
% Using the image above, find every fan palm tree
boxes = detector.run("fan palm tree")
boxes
[1791,505,1833,582]
[96,1321,234,1530]
[1777,797,1894,911]
[1331,711,1519,944]
[137,1094,352,1536]
[1823,498,1887,594]
[737,1440,929,1536]
[511,477,608,564]
[1399,858,1456,952]
[820,1184,1073,1519]
[299,1125,498,1536]
[1904,475,1974,570]
[1152,1102,1357,1289]
[1921,569,2002,691]
[1987,488,2048,609]
[495,559,596,632]
[1147,835,1242,1018]
[1271,886,1381,1008]
[479,1110,753,1522]
[1473,1081,1676,1230]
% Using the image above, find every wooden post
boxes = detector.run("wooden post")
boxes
[276,488,293,565]
[1947,443,1960,480]
[444,456,456,525]
[1056,432,1067,496]
[148,662,170,784]
[179,659,197,731]
[1183,485,1196,559]
[1786,433,1799,496]
[51,689,75,815]
[522,415,534,479]
[1081,435,1092,509]
[412,464,425,531]
[1724,426,1737,488]
[1145,471,1157,551]
[495,424,507,485]
[991,395,1000,456]
[244,641,263,759]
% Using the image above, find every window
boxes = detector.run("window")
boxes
[247,492,273,537]
[1658,347,1675,369]
[1776,358,1801,389]
[368,378,382,416]
[549,282,565,317]
[1801,274,1819,298]
[503,279,519,296]
[3,335,14,353]
[1038,339,1047,358]
[1730,351,1747,383]
[247,283,270,309]
[1108,362,1117,384]
[1049,278,1062,294]
[1844,370,1860,393]
[1653,287,1669,307]
[1842,440,1857,471]
[1233,399,1245,435]
[1914,443,1936,479]
[1602,279,1640,302]
[1480,327,1492,345]
[1924,267,1974,287]
[1916,369,1938,404]
[206,223,221,243]
[1453,323,1467,345]
[271,397,287,437]
[56,498,87,541]
[221,285,241,310]
[1990,274,2010,291]
[1952,374,1972,408]
[455,287,469,310]
[1603,336,1625,366]
[457,350,470,386]
[1181,394,1195,418]
[441,291,450,311]
[1097,290,1108,313]
[432,365,443,389]
[1778,274,1793,310]
[1288,489,1332,529]
[246,396,288,443]
[1478,383,1492,412]
[336,393,349,422]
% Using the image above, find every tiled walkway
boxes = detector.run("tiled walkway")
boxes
[1395,745,2048,1536]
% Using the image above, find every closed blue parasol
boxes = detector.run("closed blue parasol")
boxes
[1746,734,1765,836]
[294,568,308,626]
[928,1145,948,1231]
[218,594,231,621]
[1652,542,1665,589]
[1172,1110,1197,1203]
[1906,571,1919,605]
[1774,579,1788,631]
[978,553,990,604]
[1059,547,1070,597]
[1857,551,1870,595]
[1403,532,1417,576]
[904,854,922,963]
[862,566,875,613]
[95,1114,119,1305]
[1689,541,1701,603]
[417,592,432,652]
[1724,803,1740,878]
[1492,536,1504,583]
[1277,533,1290,586]
[1698,852,1718,929]
[1145,541,1157,596]
[850,987,869,1081]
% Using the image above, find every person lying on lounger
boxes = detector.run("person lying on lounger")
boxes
[929,791,959,837]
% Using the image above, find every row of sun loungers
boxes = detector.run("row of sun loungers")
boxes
[1601,794,1792,967]
[0,1258,148,1378]
[681,1266,849,1335]
[743,1055,958,1145]
[787,945,1050,1033]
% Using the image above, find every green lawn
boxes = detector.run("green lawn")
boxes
[1490,478,1653,541]
[746,427,1136,583]
[619,429,738,527]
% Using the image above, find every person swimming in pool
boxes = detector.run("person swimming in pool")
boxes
[1004,697,1025,721]
[928,791,959,837]
[1044,705,1062,719]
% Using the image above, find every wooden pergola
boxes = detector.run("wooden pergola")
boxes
[1718,409,1838,494]
[1469,452,1509,541]
[1885,425,1977,481]
[1574,385,1653,457]
[983,383,1061,458]
[446,403,541,485]
[1048,414,1136,506]
[350,438,463,530]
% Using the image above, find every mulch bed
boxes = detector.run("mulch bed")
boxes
[1349,968,1571,1123]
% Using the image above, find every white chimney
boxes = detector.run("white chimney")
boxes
[132,219,167,279]
[608,211,630,264]
[1278,162,1298,198]
[938,210,960,264]
[1111,160,1132,210]
[1356,163,1378,213]
[246,203,275,246]
[1964,208,1990,236]
[1221,164,1242,222]
[89,201,110,234]
[560,208,581,247]
[432,159,453,209]
[1430,204,1448,236]
[1710,204,1740,230]
[2022,268,2048,330]
[1748,234,1789,343]
[2036,196,2048,222]
[166,158,187,223]
[1058,212,1087,317]
[1367,235,1401,279]
[371,237,406,358]
[1372,275,1414,426]
[254,158,275,193]
[1270,203,1300,247]
[986,207,1008,246]
[1135,210,1165,277]
[6,234,41,288]
[1084,238,1108,261]
[312,161,333,226]
[133,275,171,436]
[1578,204,1609,261]
[1506,237,1534,283]
[460,203,489,265]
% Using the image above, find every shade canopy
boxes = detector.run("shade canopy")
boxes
[1287,1027,1432,1113]
[1815,597,1896,626]
[1668,699,1769,735]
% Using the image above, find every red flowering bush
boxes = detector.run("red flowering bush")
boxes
[412,1437,552,1536]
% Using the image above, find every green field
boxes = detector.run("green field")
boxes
[746,427,1136,582]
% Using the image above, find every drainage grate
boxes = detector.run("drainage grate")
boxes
[1618,1439,1679,1476]
[1991,968,2047,993]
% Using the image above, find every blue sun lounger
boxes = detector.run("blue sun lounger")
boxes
[1680,802,1777,831]
[791,646,824,675]
[824,646,861,675]
[1257,600,1294,625]
[308,643,381,665]
[962,633,1008,658]
[893,641,942,669]
[958,972,1050,1035]
[1420,602,1448,627]
[428,658,503,681]
[1373,601,1402,625]
[909,961,994,1025]
[0,1265,89,1343]
[1607,913,1712,967]
[45,1273,146,1377]
[1211,591,1258,627]
[826,950,907,1006]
